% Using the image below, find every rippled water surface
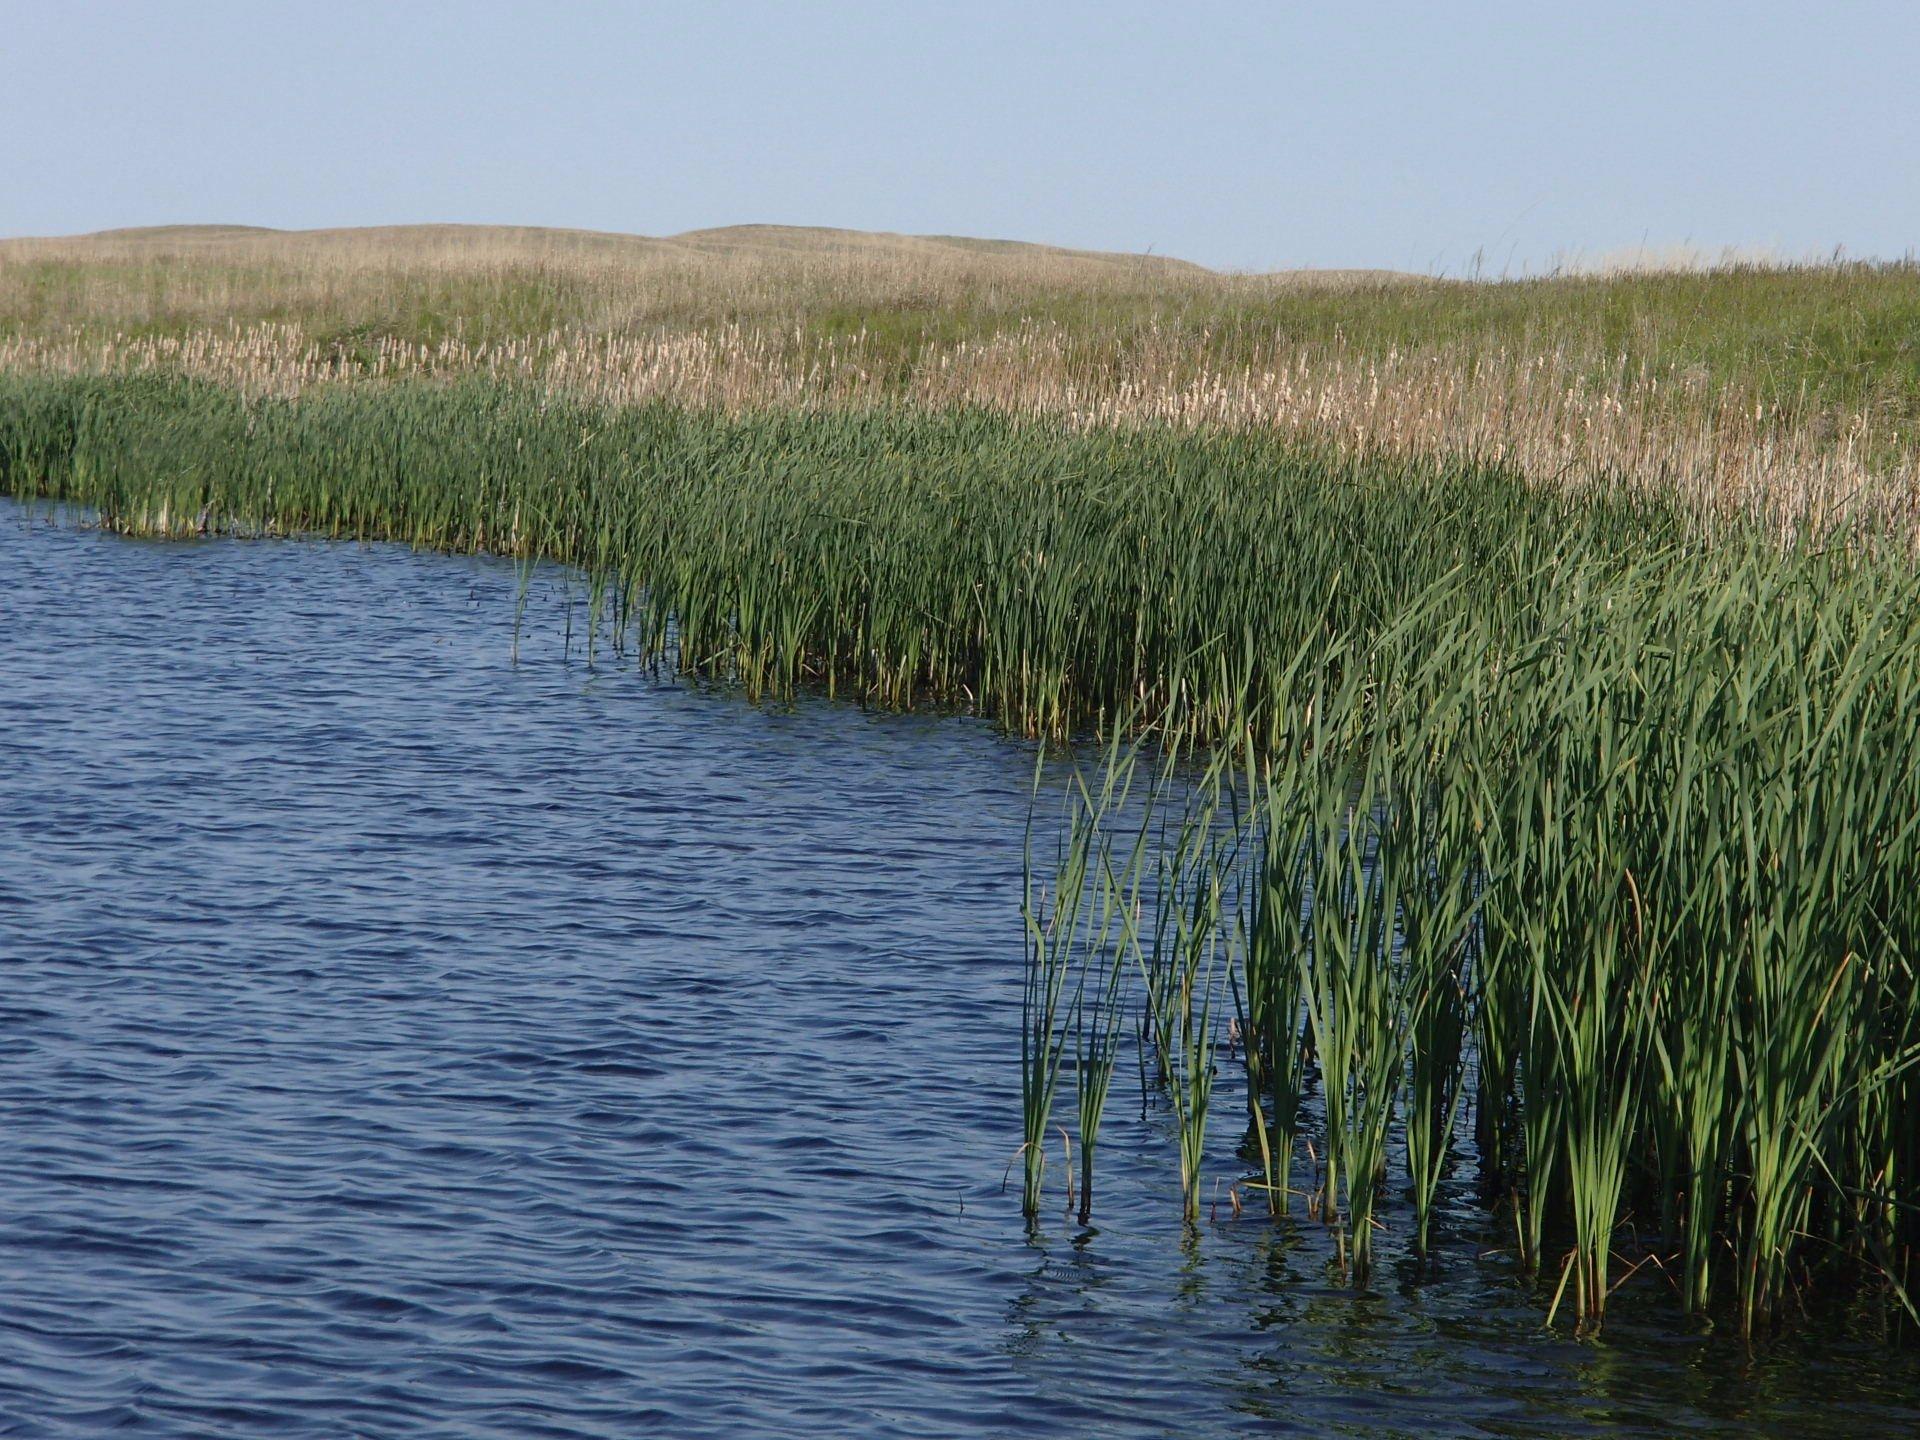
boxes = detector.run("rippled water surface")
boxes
[3,500,1916,1438]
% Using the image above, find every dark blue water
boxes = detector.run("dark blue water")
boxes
[2,500,1914,1438]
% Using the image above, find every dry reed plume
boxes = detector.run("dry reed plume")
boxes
[3,319,1910,539]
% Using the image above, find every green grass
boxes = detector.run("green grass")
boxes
[1029,543,1920,1337]
[0,370,1687,740]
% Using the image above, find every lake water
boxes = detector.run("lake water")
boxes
[2,498,1914,1438]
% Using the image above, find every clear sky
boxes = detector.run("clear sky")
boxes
[5,1,1915,273]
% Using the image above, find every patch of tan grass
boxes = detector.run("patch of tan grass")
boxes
[0,223,1416,337]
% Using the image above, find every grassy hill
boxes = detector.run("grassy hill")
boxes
[18,220,1374,279]
[44,222,1425,295]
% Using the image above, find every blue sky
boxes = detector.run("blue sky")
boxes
[4,1,1915,272]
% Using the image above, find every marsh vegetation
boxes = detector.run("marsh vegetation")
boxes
[4,225,1918,1349]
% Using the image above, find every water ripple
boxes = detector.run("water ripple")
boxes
[2,501,1915,1437]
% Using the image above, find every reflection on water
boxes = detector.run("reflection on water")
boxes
[0,499,1913,1438]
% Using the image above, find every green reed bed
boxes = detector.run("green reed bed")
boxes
[1027,543,1920,1341]
[3,370,1916,1342]
[0,370,1679,742]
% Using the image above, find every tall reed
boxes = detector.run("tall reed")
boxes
[1022,539,1920,1339]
